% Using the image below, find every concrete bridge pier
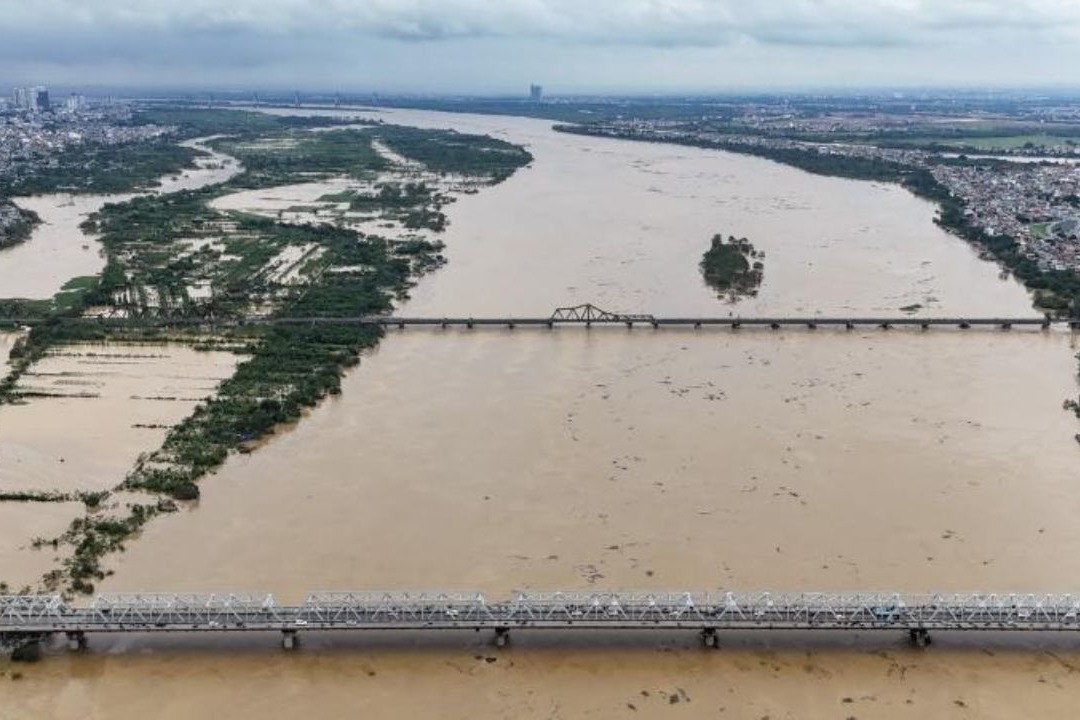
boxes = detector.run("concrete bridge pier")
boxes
[282,630,298,650]
[65,631,87,651]
[494,627,510,648]
[909,628,932,648]
[701,628,719,649]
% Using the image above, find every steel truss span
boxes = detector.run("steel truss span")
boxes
[5,592,1080,639]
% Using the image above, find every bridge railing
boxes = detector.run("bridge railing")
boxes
[508,591,714,623]
[0,595,67,625]
[6,591,1080,632]
[88,593,278,627]
[299,591,494,624]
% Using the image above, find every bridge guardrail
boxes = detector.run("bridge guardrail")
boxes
[5,591,1080,634]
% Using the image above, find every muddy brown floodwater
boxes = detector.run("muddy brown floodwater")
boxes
[0,344,240,589]
[4,110,1080,718]
[0,138,240,300]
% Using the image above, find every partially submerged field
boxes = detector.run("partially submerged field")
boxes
[0,110,532,594]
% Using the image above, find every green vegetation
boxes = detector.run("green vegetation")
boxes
[0,490,108,507]
[0,108,352,200]
[701,234,764,299]
[134,108,353,139]
[211,123,532,189]
[213,129,387,188]
[374,125,533,181]
[890,134,1080,153]
[345,182,452,233]
[0,108,533,595]
[41,503,168,594]
[1031,222,1052,240]
[0,491,71,503]
[0,204,41,250]
[0,276,105,320]
[0,139,201,196]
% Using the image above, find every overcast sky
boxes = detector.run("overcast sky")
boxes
[2,0,1080,93]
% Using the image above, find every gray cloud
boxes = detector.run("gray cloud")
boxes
[2,0,1079,90]
[6,0,1080,46]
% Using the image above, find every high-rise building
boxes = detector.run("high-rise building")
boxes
[11,87,29,109]
[64,93,85,113]
[11,86,51,112]
[33,87,51,112]
[530,84,543,102]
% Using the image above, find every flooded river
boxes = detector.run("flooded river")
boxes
[4,110,1080,718]
[0,138,240,300]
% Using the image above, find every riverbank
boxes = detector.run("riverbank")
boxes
[0,202,39,250]
[4,106,1079,720]
[554,123,1078,316]
[0,138,242,304]
[0,112,533,595]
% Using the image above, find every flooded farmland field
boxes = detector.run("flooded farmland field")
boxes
[0,138,239,301]
[3,109,1080,719]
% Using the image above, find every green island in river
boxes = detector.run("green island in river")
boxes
[701,233,764,300]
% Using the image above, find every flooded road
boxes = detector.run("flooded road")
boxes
[0,138,239,300]
[5,110,1080,718]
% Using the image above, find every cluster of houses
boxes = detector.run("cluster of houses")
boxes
[934,163,1080,271]
[0,101,169,190]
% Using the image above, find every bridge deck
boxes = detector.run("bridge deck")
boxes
[5,591,1080,637]
[1,316,1070,327]
[367,316,1058,328]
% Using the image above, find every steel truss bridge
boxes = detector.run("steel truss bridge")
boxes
[6,590,1080,653]
[1,304,1074,331]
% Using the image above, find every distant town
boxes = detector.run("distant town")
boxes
[0,87,170,192]
[3,86,1080,298]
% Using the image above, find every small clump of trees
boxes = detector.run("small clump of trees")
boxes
[701,233,764,300]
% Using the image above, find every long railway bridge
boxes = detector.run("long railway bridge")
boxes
[5,590,1080,656]
[1,304,1074,331]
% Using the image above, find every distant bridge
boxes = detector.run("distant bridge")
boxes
[1,304,1072,331]
[6,590,1080,655]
